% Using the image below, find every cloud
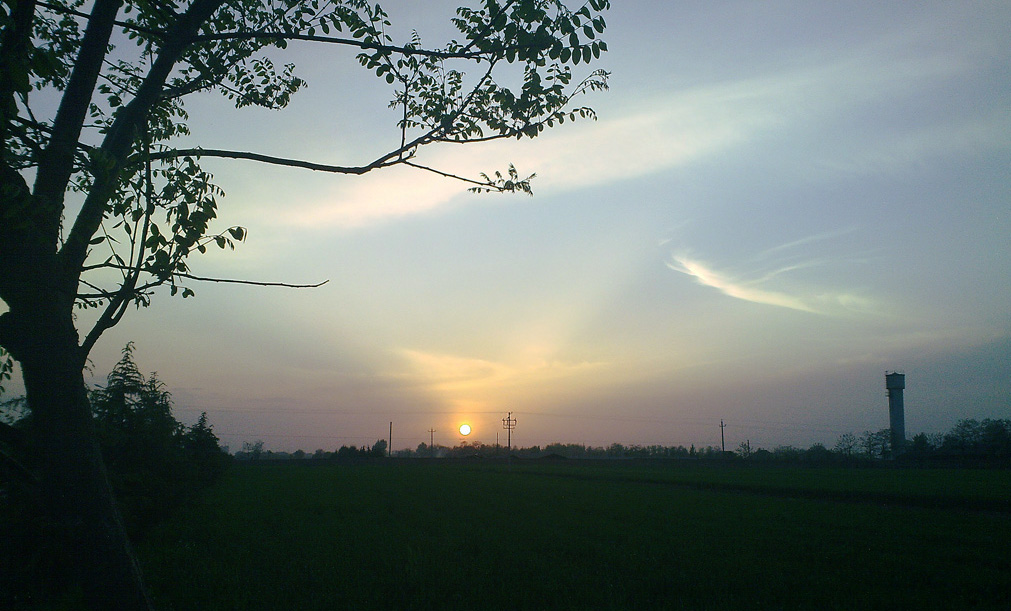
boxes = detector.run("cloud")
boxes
[669,256,817,313]
[395,348,606,410]
[272,27,978,230]
[755,227,859,259]
[277,76,786,229]
[398,349,516,392]
[667,231,877,316]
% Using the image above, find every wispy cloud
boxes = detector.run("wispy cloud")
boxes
[395,348,606,412]
[668,256,818,313]
[276,74,792,229]
[273,27,975,229]
[667,231,877,316]
[279,94,768,229]
[755,227,858,259]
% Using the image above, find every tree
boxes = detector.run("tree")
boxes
[0,1,609,606]
[804,442,831,462]
[860,429,891,460]
[240,439,265,460]
[335,444,360,459]
[90,344,228,530]
[184,410,230,482]
[91,344,182,478]
[906,432,935,459]
[833,432,858,458]
[941,418,1011,459]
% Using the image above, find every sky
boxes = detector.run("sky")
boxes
[13,1,1011,453]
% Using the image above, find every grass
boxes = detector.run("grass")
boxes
[138,460,1011,610]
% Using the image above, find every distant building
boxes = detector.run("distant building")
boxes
[886,372,906,455]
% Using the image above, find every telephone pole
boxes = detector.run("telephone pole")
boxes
[502,412,516,450]
[389,422,392,457]
[427,428,436,457]
[720,420,727,454]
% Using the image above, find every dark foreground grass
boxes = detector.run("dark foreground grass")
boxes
[138,461,1010,610]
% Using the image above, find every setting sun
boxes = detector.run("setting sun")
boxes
[459,424,472,436]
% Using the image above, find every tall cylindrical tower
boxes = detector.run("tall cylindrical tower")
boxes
[885,372,906,455]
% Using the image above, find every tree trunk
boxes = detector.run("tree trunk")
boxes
[17,310,153,610]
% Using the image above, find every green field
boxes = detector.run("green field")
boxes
[138,461,1010,610]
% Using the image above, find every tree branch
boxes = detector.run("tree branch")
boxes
[59,0,226,277]
[81,262,329,291]
[82,126,158,356]
[188,31,529,61]
[171,273,329,289]
[36,0,169,39]
[32,0,124,250]
[0,0,38,165]
[401,161,508,190]
[144,148,399,174]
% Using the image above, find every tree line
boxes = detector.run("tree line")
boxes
[242,419,1011,464]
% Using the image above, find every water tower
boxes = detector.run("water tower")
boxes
[885,372,906,454]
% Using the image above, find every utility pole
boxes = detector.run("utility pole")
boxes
[428,428,436,457]
[720,420,727,454]
[389,422,392,457]
[502,412,516,451]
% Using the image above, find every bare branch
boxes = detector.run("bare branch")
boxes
[78,277,116,298]
[145,148,401,174]
[83,262,329,290]
[172,273,329,289]
[188,31,535,61]
[401,161,508,190]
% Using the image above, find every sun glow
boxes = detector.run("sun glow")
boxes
[459,424,472,436]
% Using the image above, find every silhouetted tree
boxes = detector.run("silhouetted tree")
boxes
[940,418,1011,459]
[90,345,228,530]
[238,440,265,460]
[860,429,891,459]
[772,445,803,461]
[804,443,832,462]
[91,344,181,476]
[605,443,626,458]
[2,345,228,604]
[183,411,230,483]
[335,445,360,460]
[980,419,1011,458]
[905,432,936,460]
[833,433,858,458]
